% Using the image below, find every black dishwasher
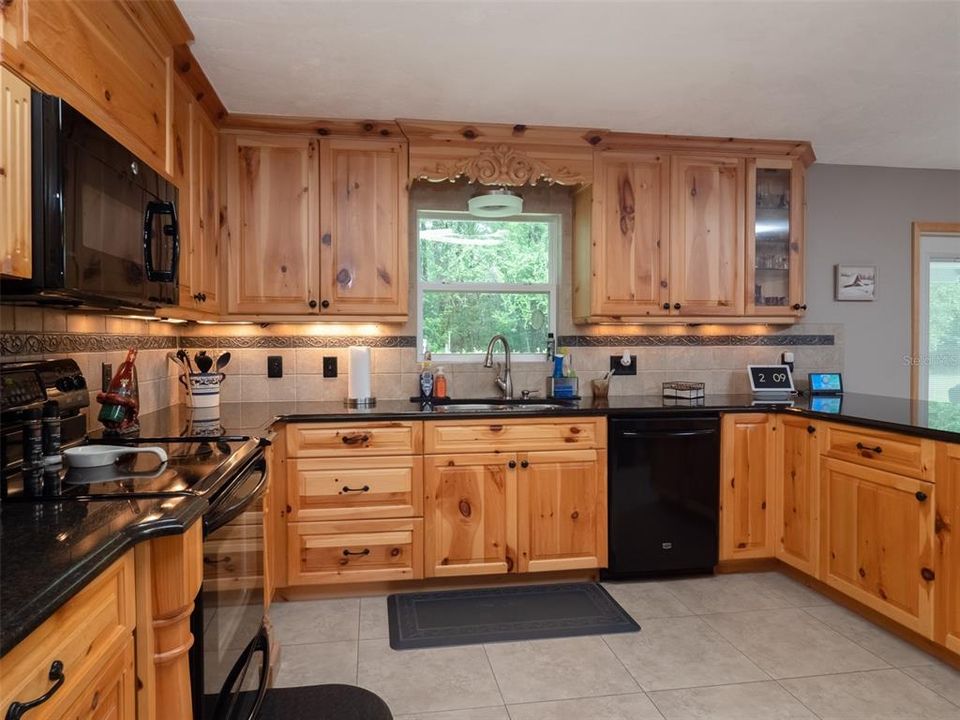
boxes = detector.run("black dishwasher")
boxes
[604,415,720,579]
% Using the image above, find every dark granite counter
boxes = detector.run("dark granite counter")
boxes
[132,393,960,444]
[0,493,205,657]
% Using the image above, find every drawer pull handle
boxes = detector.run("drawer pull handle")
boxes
[341,485,370,494]
[342,433,371,445]
[916,491,928,502]
[807,425,816,434]
[5,660,65,719]
[342,548,370,557]
[856,442,882,454]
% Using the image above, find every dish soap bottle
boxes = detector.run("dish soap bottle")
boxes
[434,367,448,399]
[419,352,434,401]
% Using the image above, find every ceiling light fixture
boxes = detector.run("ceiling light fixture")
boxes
[467,187,523,218]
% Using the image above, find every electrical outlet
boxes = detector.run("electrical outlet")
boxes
[267,355,283,378]
[101,363,113,392]
[609,354,637,375]
[322,356,338,378]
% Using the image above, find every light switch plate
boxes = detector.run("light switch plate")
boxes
[267,355,283,378]
[322,356,338,378]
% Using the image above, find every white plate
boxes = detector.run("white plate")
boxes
[63,445,168,468]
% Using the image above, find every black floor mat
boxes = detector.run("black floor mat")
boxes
[387,582,640,650]
[208,684,393,720]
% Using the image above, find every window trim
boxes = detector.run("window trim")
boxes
[416,210,560,363]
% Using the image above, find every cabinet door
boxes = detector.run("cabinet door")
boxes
[720,413,775,560]
[670,156,745,316]
[745,159,805,316]
[591,152,669,317]
[820,457,935,637]
[193,110,220,312]
[60,637,136,720]
[223,134,320,315]
[934,443,960,653]
[424,453,517,577]
[319,139,407,316]
[517,449,607,572]
[170,76,194,307]
[0,67,32,279]
[775,416,820,575]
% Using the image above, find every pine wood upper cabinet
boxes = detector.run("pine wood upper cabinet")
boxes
[170,77,194,308]
[192,110,220,312]
[0,67,32,279]
[934,443,960,653]
[670,156,745,316]
[720,413,775,560]
[223,134,320,315]
[424,453,517,577]
[775,416,820,575]
[574,152,669,319]
[319,139,408,316]
[746,159,806,316]
[820,457,936,637]
[517,449,608,572]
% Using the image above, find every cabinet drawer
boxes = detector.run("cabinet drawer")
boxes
[288,456,423,520]
[822,423,934,480]
[59,635,135,720]
[287,518,424,585]
[0,553,135,719]
[286,422,422,457]
[425,417,604,454]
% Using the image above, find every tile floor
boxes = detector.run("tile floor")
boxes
[268,572,960,719]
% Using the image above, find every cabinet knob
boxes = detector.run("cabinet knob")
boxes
[508,460,517,469]
[520,460,529,469]
[807,425,816,434]
[662,303,670,310]
[916,491,928,502]
[308,299,318,309]
[792,303,808,311]
[321,299,330,309]
[673,303,682,310]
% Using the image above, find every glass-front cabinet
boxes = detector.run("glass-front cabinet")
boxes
[746,159,806,315]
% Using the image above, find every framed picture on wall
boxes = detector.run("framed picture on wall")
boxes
[835,264,877,301]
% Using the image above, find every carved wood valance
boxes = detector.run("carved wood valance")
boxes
[410,143,590,186]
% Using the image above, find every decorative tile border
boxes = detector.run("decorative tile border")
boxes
[1,332,177,356]
[556,334,835,347]
[179,335,418,349]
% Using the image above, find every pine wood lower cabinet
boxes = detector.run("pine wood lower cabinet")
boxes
[934,443,960,653]
[819,457,936,637]
[775,416,820,575]
[720,413,776,560]
[60,637,136,720]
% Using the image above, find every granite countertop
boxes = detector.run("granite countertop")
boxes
[0,493,206,657]
[149,392,960,444]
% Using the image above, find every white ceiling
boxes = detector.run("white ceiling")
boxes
[179,0,960,169]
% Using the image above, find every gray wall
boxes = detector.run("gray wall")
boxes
[804,164,960,398]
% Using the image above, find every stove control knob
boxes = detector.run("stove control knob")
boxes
[74,376,87,390]
[56,377,76,391]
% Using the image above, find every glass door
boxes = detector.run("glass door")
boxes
[746,159,805,315]
[916,232,960,402]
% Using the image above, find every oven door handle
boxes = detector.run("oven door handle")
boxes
[204,455,268,534]
[212,623,271,720]
[143,200,180,282]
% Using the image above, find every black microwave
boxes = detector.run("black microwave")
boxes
[2,92,180,310]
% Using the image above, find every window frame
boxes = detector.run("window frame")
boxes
[416,209,560,363]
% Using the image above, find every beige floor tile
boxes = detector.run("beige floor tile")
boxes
[601,581,695,620]
[270,598,360,645]
[903,663,960,706]
[273,640,358,688]
[649,680,815,720]
[358,639,502,715]
[702,608,889,679]
[603,616,768,691]
[394,708,509,720]
[662,574,796,614]
[484,636,639,704]
[506,692,664,720]
[804,604,940,667]
[360,596,390,640]
[748,572,834,607]
[781,668,960,719]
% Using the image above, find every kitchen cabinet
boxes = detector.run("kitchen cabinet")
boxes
[319,138,408,316]
[669,155,745,316]
[819,456,935,637]
[222,134,321,315]
[60,637,136,720]
[775,416,820,575]
[221,135,408,318]
[424,453,518,577]
[171,77,194,308]
[0,66,32,279]
[934,442,960,653]
[720,413,776,560]
[517,449,607,572]
[745,159,806,315]
[573,152,669,319]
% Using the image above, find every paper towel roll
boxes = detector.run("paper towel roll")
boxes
[348,346,372,401]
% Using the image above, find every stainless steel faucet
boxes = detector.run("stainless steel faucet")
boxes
[483,334,513,399]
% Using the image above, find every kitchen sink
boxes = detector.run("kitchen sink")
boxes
[431,400,575,412]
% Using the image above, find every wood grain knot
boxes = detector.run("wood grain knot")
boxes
[179,60,192,73]
[104,89,112,101]
[489,424,503,432]
[458,499,472,518]
[462,128,479,140]
[513,124,527,134]
[317,127,330,135]
[588,135,602,146]
[363,122,374,132]
[390,547,401,557]
[570,511,579,520]
[380,128,390,136]
[858,567,866,578]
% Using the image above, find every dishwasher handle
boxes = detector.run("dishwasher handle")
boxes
[618,429,718,439]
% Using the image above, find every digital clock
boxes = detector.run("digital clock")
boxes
[748,364,796,395]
